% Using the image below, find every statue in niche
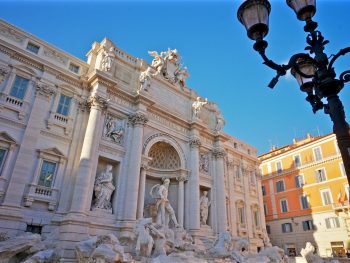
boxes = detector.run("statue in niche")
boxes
[104,115,124,144]
[138,67,153,94]
[92,164,115,212]
[200,191,211,226]
[192,96,208,118]
[199,153,209,173]
[150,178,180,228]
[100,45,115,72]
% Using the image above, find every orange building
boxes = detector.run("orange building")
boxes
[259,133,349,257]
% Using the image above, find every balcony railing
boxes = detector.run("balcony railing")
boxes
[6,95,23,107]
[332,201,350,211]
[24,183,59,211]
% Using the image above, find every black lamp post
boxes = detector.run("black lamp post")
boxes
[237,0,350,183]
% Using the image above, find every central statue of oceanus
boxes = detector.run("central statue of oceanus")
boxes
[150,179,180,228]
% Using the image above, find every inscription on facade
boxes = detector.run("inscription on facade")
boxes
[148,112,188,135]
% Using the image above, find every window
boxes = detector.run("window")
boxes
[26,224,42,234]
[276,180,285,192]
[340,163,345,177]
[315,168,326,183]
[302,220,314,231]
[264,203,268,216]
[69,63,79,73]
[325,217,340,229]
[266,225,271,234]
[0,148,7,174]
[280,199,288,213]
[313,147,323,161]
[320,189,333,205]
[300,194,309,209]
[262,185,266,196]
[276,161,282,174]
[282,223,293,233]
[38,160,57,187]
[238,207,245,224]
[295,174,304,188]
[26,42,40,54]
[293,155,301,168]
[9,75,29,100]
[345,185,349,200]
[56,94,72,116]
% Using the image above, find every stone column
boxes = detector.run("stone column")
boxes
[212,148,227,233]
[70,95,108,214]
[123,113,148,221]
[137,164,148,219]
[188,138,201,231]
[177,173,187,227]
[3,82,55,207]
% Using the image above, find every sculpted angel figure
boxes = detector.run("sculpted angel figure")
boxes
[192,96,208,118]
[148,51,165,74]
[150,179,180,228]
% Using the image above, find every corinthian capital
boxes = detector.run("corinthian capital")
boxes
[128,112,148,126]
[189,137,201,148]
[212,148,227,159]
[87,95,108,110]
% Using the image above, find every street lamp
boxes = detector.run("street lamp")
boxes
[237,0,350,182]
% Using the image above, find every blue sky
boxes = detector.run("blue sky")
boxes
[1,0,349,154]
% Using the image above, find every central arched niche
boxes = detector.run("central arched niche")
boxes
[148,141,181,170]
[144,141,181,225]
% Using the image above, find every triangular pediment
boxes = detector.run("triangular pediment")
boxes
[39,147,65,158]
[0,132,17,144]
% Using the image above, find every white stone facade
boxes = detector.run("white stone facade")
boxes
[0,19,266,261]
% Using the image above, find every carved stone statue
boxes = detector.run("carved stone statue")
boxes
[175,66,189,88]
[209,231,232,258]
[100,46,115,72]
[192,97,208,118]
[104,115,124,144]
[199,153,209,173]
[134,218,165,258]
[138,67,154,94]
[148,49,189,87]
[200,191,211,226]
[150,179,180,228]
[300,242,323,263]
[215,115,225,132]
[92,164,115,212]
